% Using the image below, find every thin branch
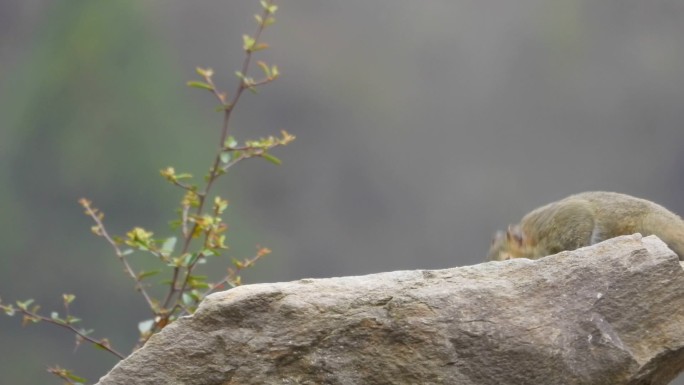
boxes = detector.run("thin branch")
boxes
[47,366,86,385]
[198,246,271,304]
[170,179,195,191]
[79,199,157,313]
[17,307,125,359]
[161,3,275,312]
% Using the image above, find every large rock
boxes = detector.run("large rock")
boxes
[96,234,684,385]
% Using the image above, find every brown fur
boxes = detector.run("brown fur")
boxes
[487,192,684,261]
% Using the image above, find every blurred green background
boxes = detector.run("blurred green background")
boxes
[2,0,684,383]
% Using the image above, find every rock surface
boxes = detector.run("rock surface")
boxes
[96,234,684,385]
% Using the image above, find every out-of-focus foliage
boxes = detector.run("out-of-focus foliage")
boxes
[0,1,215,382]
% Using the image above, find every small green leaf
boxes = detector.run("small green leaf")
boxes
[251,43,269,52]
[261,152,282,165]
[247,85,259,94]
[257,61,271,78]
[189,290,202,302]
[65,372,87,383]
[16,299,34,311]
[168,257,182,268]
[65,316,81,324]
[3,305,15,316]
[220,152,231,164]
[195,67,213,77]
[242,34,256,51]
[188,274,208,282]
[186,81,213,91]
[224,136,238,149]
[213,196,229,215]
[138,319,154,334]
[161,237,177,255]
[93,343,110,352]
[125,227,155,250]
[183,253,200,266]
[190,281,210,289]
[63,294,76,305]
[138,270,161,280]
[121,249,134,256]
[260,0,278,14]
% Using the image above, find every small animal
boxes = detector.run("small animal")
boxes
[487,191,684,261]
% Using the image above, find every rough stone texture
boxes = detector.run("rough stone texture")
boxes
[96,234,684,385]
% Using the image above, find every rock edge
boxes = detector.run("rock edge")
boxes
[96,234,684,385]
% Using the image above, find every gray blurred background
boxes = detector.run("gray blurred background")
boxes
[2,0,684,383]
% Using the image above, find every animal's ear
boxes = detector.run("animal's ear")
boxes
[491,230,505,245]
[506,225,524,246]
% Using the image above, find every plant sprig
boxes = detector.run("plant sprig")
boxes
[81,0,292,344]
[0,294,125,359]
[2,1,293,382]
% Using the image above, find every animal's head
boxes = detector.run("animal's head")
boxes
[487,225,533,261]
